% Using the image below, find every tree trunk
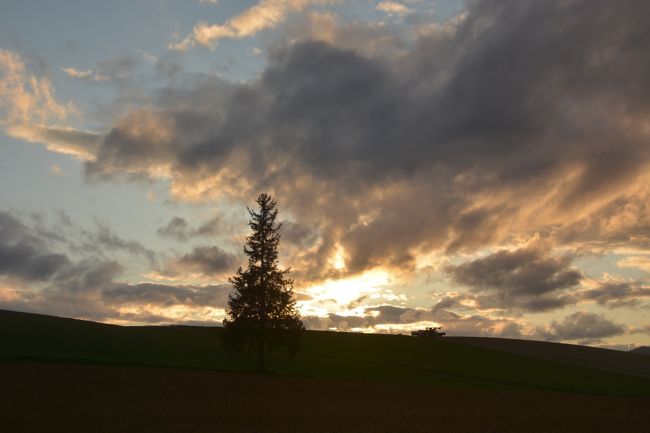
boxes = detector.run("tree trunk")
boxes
[256,337,265,373]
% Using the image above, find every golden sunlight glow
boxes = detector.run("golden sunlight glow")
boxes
[371,321,441,333]
[459,298,478,309]
[298,269,400,318]
[107,305,227,326]
[306,269,389,305]
[331,245,346,270]
[0,286,21,302]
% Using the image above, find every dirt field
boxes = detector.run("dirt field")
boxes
[1,362,647,433]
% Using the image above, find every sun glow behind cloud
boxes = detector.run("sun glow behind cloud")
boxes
[298,269,403,316]
[330,245,346,270]
[107,305,227,326]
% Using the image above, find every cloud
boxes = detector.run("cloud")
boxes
[2,0,649,340]
[50,164,64,176]
[62,56,136,82]
[541,312,626,343]
[303,304,529,338]
[0,211,144,292]
[6,124,101,160]
[284,11,409,58]
[157,217,191,241]
[169,0,338,51]
[0,260,123,321]
[304,304,628,344]
[579,279,650,308]
[0,49,72,125]
[1,203,641,337]
[95,55,136,81]
[82,0,650,286]
[618,255,650,272]
[0,211,123,318]
[156,215,228,242]
[61,67,108,82]
[162,246,239,277]
[376,2,411,15]
[280,220,320,249]
[0,210,232,323]
[79,222,157,263]
[0,211,71,281]
[0,49,101,159]
[554,188,650,251]
[446,246,582,312]
[102,282,231,308]
[50,258,123,294]
[61,67,93,79]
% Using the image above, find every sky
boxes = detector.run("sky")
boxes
[1,0,649,349]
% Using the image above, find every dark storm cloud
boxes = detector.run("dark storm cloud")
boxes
[579,281,650,308]
[446,247,582,312]
[178,246,238,275]
[542,312,626,343]
[0,211,70,280]
[102,282,231,308]
[163,246,239,277]
[448,248,582,295]
[156,215,228,242]
[280,221,319,249]
[83,0,650,283]
[0,247,69,281]
[157,217,191,241]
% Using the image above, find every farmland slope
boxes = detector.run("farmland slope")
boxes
[1,309,649,397]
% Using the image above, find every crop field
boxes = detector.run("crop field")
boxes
[1,310,649,432]
[2,362,649,433]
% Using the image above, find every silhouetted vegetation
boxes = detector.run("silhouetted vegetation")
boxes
[223,194,304,372]
[411,326,446,337]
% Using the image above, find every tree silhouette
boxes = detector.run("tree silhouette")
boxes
[223,193,304,372]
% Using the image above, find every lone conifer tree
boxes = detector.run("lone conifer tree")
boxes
[223,193,304,372]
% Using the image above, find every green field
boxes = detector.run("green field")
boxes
[2,309,649,397]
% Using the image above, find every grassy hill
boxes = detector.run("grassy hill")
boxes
[445,336,650,378]
[631,346,650,356]
[2,309,649,397]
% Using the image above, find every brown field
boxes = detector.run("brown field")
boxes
[1,362,647,433]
